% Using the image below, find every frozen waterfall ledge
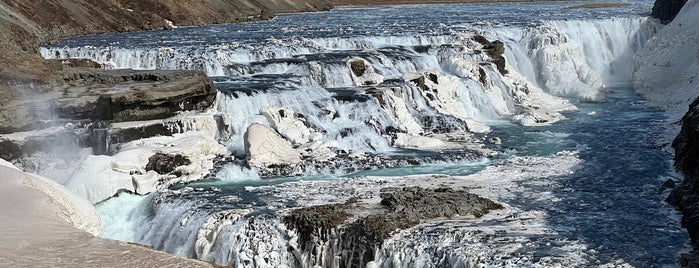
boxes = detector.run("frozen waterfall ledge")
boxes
[0,159,211,267]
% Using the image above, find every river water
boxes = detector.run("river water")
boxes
[44,0,690,266]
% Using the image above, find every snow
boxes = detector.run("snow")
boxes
[633,0,699,119]
[66,130,228,204]
[244,123,302,168]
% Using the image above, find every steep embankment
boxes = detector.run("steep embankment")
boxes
[635,0,698,266]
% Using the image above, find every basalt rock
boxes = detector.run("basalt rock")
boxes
[146,153,192,175]
[473,35,508,75]
[0,69,216,134]
[284,186,503,267]
[671,97,699,264]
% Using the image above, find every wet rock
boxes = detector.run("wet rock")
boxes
[349,59,367,77]
[0,69,216,134]
[145,153,191,175]
[473,35,508,75]
[284,186,503,267]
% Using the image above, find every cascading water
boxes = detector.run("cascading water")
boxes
[47,0,689,267]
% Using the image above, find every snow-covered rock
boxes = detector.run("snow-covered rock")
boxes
[261,107,314,146]
[374,87,424,135]
[65,131,227,204]
[393,133,446,150]
[244,123,302,168]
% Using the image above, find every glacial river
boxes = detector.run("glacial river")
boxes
[45,0,690,266]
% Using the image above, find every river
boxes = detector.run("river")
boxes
[44,0,688,266]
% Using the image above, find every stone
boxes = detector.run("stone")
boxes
[284,186,503,267]
[145,153,191,175]
[0,69,216,134]
[348,57,384,86]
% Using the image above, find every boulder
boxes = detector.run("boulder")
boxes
[244,123,301,168]
[145,153,191,175]
[284,186,503,267]
[348,58,384,86]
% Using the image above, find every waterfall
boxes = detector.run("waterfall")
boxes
[72,14,661,268]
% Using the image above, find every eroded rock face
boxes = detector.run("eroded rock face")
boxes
[473,35,507,75]
[0,69,216,134]
[283,186,503,267]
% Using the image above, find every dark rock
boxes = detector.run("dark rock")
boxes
[145,153,191,175]
[349,59,367,77]
[473,36,508,75]
[680,250,699,267]
[663,179,677,189]
[410,76,429,91]
[284,186,503,267]
[651,0,688,24]
[283,199,355,250]
[672,97,699,266]
[0,69,217,134]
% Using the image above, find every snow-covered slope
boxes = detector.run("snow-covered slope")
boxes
[633,0,699,117]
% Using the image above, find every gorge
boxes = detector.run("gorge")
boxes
[2,0,699,267]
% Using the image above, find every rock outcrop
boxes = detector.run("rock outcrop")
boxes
[1,69,216,134]
[284,186,503,267]
[670,97,699,267]
[638,0,699,266]
[652,0,689,23]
